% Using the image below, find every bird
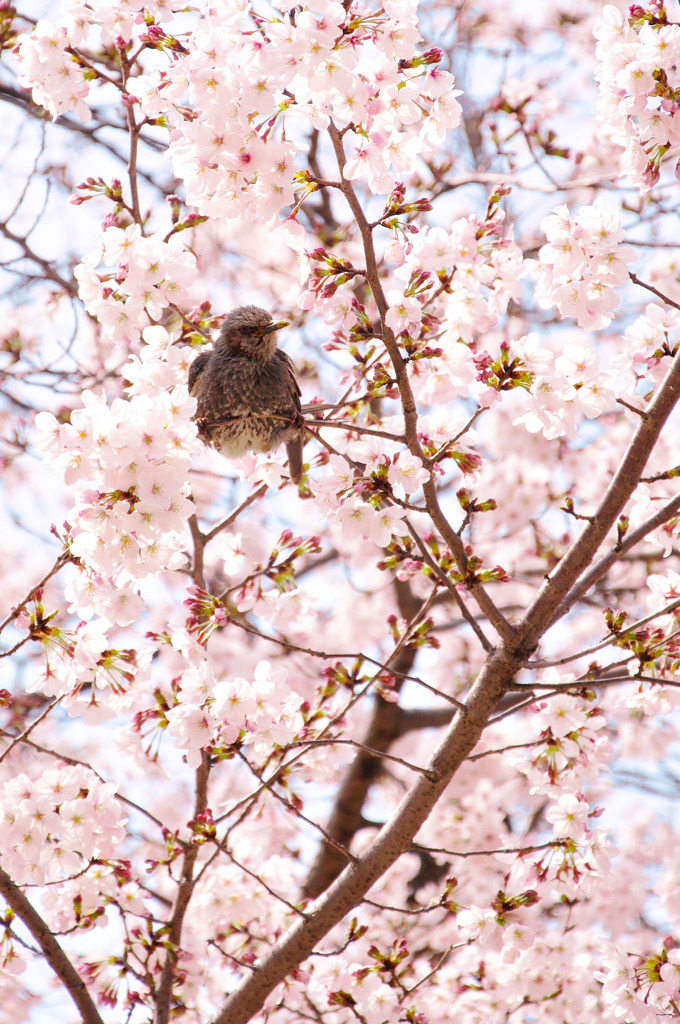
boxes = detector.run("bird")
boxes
[188,305,305,484]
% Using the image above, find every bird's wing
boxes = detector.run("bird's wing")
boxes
[274,350,301,412]
[188,351,212,395]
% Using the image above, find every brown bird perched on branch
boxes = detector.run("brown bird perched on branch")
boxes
[188,306,305,484]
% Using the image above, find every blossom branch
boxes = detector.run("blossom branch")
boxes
[434,170,618,196]
[119,50,143,228]
[291,736,438,780]
[204,484,268,543]
[223,616,461,705]
[404,516,494,651]
[0,220,76,295]
[306,419,406,443]
[0,698,60,764]
[0,550,72,637]
[300,580,439,900]
[326,122,512,643]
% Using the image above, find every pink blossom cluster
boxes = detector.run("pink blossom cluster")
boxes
[647,249,680,306]
[15,20,92,122]
[307,955,401,1021]
[123,0,462,221]
[596,943,678,1023]
[216,525,317,633]
[509,690,610,799]
[619,300,680,387]
[291,691,620,1024]
[390,215,525,405]
[299,923,617,1022]
[74,226,199,348]
[8,0,680,1020]
[165,656,305,768]
[61,0,186,48]
[595,5,680,191]
[34,358,196,582]
[16,0,188,123]
[22,614,150,709]
[0,765,125,887]
[310,443,433,550]
[512,334,617,440]
[531,200,635,330]
[398,214,525,328]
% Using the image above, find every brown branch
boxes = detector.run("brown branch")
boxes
[209,346,680,1024]
[216,809,309,919]
[418,839,565,859]
[630,272,680,312]
[326,122,513,644]
[404,517,493,651]
[0,698,60,764]
[188,513,205,590]
[435,170,618,196]
[306,419,405,442]
[153,753,210,1024]
[119,52,143,228]
[292,736,440,777]
[204,484,268,543]
[423,480,517,643]
[233,750,357,866]
[0,863,104,1024]
[220,616,462,707]
[617,397,647,418]
[532,595,680,669]
[326,124,418,443]
[0,221,76,295]
[0,82,167,163]
[0,635,32,659]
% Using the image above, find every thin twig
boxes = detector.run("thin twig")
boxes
[204,484,268,543]
[629,272,680,312]
[0,698,60,765]
[0,550,72,637]
[290,738,436,780]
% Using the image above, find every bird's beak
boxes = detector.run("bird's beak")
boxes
[261,319,289,335]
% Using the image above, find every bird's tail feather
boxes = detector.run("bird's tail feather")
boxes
[286,437,304,485]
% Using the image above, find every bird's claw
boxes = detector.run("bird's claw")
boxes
[195,417,211,440]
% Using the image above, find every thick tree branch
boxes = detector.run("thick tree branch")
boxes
[0,863,104,1024]
[212,645,514,1024]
